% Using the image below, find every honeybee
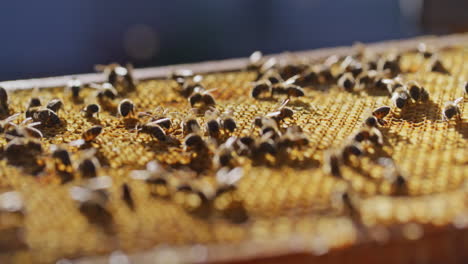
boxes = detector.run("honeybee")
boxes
[256,117,280,138]
[377,157,407,194]
[214,167,248,223]
[407,81,429,102]
[254,131,278,157]
[428,56,450,75]
[247,50,264,71]
[138,121,167,141]
[442,97,463,121]
[118,99,135,118]
[32,108,61,126]
[69,177,113,232]
[271,75,305,99]
[204,109,221,138]
[417,43,434,59]
[189,87,216,108]
[324,150,342,178]
[182,115,201,135]
[4,137,43,163]
[337,72,356,92]
[82,103,100,118]
[75,149,100,178]
[169,68,194,83]
[265,99,294,123]
[5,117,43,139]
[95,63,136,92]
[0,87,9,113]
[352,127,383,146]
[90,83,118,101]
[67,78,82,99]
[70,126,103,147]
[391,88,409,109]
[372,106,391,120]
[277,126,309,149]
[220,109,237,133]
[213,137,238,168]
[179,75,204,97]
[46,99,63,114]
[251,79,272,99]
[137,106,172,129]
[377,53,401,76]
[0,113,20,133]
[184,133,207,151]
[364,116,379,128]
[341,142,363,165]
[50,145,74,181]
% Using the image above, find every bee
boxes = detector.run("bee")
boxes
[28,97,42,108]
[173,184,210,217]
[82,103,100,118]
[146,177,170,198]
[260,69,283,84]
[337,72,355,92]
[220,109,237,133]
[95,63,136,92]
[214,141,235,168]
[341,142,363,165]
[364,116,379,128]
[417,43,434,59]
[4,137,43,162]
[377,158,407,194]
[324,150,342,178]
[5,117,43,139]
[205,116,221,138]
[391,89,409,109]
[67,78,82,99]
[184,133,207,151]
[372,106,391,120]
[117,99,135,118]
[179,75,204,97]
[188,88,216,108]
[91,83,118,101]
[69,180,113,232]
[442,97,463,121]
[137,106,172,129]
[254,132,278,157]
[271,75,305,99]
[0,113,20,133]
[265,99,294,123]
[138,121,166,141]
[32,108,61,126]
[378,53,401,76]
[46,99,63,114]
[339,56,363,77]
[352,127,383,146]
[0,86,9,110]
[121,183,134,210]
[256,117,280,138]
[182,116,201,135]
[277,126,308,149]
[76,149,100,178]
[251,79,272,99]
[407,81,429,102]
[70,126,103,147]
[169,68,194,84]
[294,67,319,86]
[214,167,248,223]
[428,56,450,75]
[247,50,264,71]
[50,145,72,166]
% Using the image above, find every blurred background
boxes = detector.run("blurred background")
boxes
[0,0,466,81]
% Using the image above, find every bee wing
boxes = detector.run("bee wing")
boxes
[454,97,463,105]
[69,139,85,147]
[3,113,21,123]
[249,51,263,64]
[284,75,300,85]
[216,167,243,186]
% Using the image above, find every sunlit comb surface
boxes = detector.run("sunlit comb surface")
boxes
[0,37,467,264]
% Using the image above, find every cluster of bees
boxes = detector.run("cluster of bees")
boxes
[0,42,467,236]
[248,44,465,198]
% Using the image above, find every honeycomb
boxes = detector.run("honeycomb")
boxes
[0,38,467,264]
